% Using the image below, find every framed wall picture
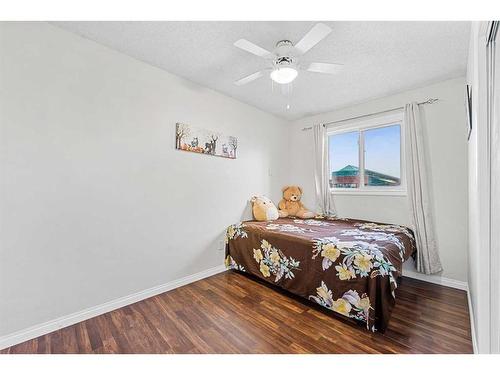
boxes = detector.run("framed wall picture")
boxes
[175,123,237,159]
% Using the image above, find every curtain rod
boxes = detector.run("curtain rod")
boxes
[301,98,439,131]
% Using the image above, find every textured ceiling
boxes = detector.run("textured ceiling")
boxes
[52,21,470,120]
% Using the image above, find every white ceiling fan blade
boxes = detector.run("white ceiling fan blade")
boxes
[234,39,272,58]
[306,62,343,74]
[234,71,265,86]
[294,23,332,55]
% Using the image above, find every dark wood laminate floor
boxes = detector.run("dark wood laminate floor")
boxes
[0,271,473,354]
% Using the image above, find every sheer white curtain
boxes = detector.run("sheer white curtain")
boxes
[312,124,336,216]
[405,103,443,274]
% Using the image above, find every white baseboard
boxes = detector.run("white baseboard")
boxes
[466,285,478,354]
[402,270,468,291]
[0,264,226,351]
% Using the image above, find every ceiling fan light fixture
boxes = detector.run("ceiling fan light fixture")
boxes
[270,67,298,84]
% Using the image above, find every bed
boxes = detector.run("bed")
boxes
[224,216,416,332]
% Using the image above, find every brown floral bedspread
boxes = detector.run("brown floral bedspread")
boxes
[224,217,416,332]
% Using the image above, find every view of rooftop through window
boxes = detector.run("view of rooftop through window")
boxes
[328,124,401,188]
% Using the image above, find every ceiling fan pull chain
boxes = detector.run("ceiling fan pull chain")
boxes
[285,82,292,110]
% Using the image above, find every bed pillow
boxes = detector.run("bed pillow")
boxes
[250,195,279,221]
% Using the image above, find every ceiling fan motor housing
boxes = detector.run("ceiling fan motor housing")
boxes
[275,39,294,55]
[273,40,297,69]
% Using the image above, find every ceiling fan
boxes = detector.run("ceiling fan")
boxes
[233,23,343,86]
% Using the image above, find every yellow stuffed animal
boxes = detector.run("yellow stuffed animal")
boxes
[250,195,279,221]
[278,186,315,219]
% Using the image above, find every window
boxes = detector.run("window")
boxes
[328,113,405,195]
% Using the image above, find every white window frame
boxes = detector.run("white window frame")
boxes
[326,112,406,196]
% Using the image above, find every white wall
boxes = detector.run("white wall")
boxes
[0,22,289,338]
[288,77,468,283]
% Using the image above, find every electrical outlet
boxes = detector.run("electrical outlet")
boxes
[217,239,225,252]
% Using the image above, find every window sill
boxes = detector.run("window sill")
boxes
[330,189,407,196]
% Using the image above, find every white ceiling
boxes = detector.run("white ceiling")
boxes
[53,21,470,120]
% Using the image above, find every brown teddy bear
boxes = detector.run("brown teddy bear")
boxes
[250,195,279,221]
[278,186,315,219]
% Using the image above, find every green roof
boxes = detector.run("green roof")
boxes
[334,165,360,176]
[332,165,400,186]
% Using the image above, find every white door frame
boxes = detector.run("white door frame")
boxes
[487,20,500,354]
